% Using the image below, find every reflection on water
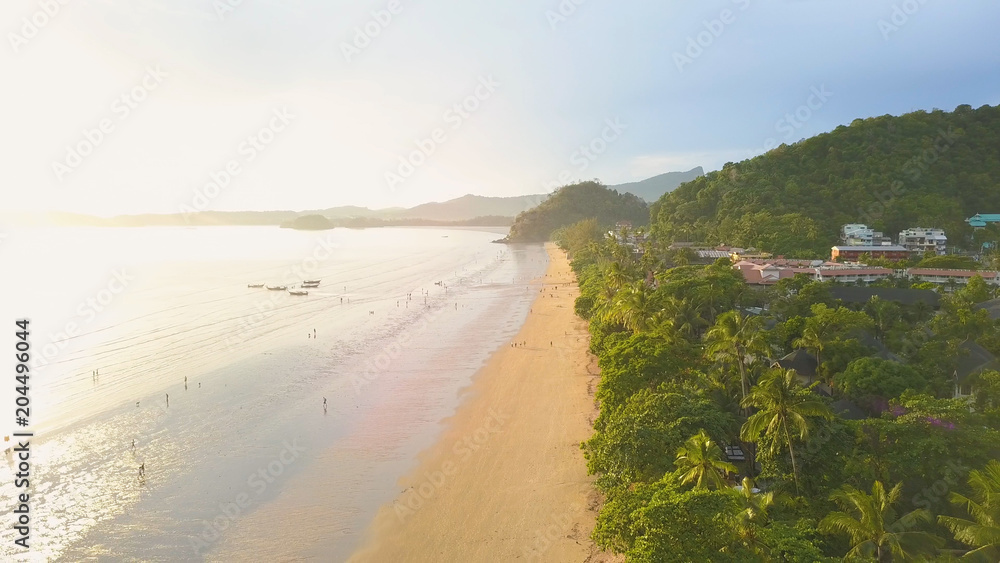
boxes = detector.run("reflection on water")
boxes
[0,226,547,561]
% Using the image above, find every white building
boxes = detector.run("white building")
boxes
[841,224,874,245]
[841,224,891,246]
[898,228,947,255]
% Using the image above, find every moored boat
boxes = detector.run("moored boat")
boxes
[248,283,265,288]
[288,289,308,296]
[266,285,288,291]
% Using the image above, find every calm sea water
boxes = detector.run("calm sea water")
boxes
[0,226,547,562]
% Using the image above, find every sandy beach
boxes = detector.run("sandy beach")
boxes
[349,243,613,563]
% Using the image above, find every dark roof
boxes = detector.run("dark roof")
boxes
[975,298,1000,321]
[774,349,818,378]
[956,340,998,382]
[853,331,903,362]
[831,398,867,421]
[829,287,940,308]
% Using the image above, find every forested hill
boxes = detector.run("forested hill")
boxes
[650,104,1000,258]
[504,181,648,242]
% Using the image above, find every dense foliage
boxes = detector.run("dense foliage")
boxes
[649,104,1000,257]
[555,216,1000,561]
[505,181,648,242]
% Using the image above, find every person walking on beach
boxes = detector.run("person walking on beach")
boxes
[165,393,169,407]
[184,376,188,390]
[131,439,135,450]
[139,463,145,477]
[323,397,328,414]
[313,329,316,338]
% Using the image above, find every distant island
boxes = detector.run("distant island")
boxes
[2,170,706,230]
[281,214,334,230]
[281,215,515,230]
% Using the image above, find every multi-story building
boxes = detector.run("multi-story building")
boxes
[831,245,911,262]
[898,228,947,255]
[841,224,892,246]
[841,224,874,245]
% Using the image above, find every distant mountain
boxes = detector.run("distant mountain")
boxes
[504,181,648,242]
[610,167,704,202]
[6,194,547,228]
[396,194,549,222]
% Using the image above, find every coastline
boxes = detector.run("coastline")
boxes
[348,243,613,562]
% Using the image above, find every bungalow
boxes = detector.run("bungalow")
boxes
[954,340,998,398]
[975,298,1000,321]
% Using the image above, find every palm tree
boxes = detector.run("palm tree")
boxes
[820,481,943,562]
[705,310,769,406]
[740,368,832,495]
[939,460,1000,561]
[730,476,776,557]
[608,280,661,334]
[675,429,737,490]
[603,261,631,292]
[865,296,901,343]
[664,296,707,339]
[792,327,826,379]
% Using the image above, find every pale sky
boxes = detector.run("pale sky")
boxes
[1,0,998,216]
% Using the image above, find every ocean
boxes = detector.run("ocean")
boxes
[0,225,547,561]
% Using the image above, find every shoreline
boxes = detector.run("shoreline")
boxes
[348,243,613,562]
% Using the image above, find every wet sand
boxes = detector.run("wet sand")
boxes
[349,243,614,562]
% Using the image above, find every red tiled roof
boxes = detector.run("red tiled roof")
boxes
[818,269,894,277]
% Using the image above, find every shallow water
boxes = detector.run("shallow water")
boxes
[0,226,547,561]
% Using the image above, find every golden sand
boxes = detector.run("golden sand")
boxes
[349,243,615,562]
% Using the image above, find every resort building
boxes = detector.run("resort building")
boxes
[840,224,892,246]
[831,245,911,262]
[906,269,1000,287]
[967,214,1000,228]
[898,228,947,255]
[813,268,896,284]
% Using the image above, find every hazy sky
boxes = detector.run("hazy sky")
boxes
[2,0,998,216]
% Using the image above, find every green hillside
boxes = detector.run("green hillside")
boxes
[650,104,1000,257]
[505,181,649,242]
